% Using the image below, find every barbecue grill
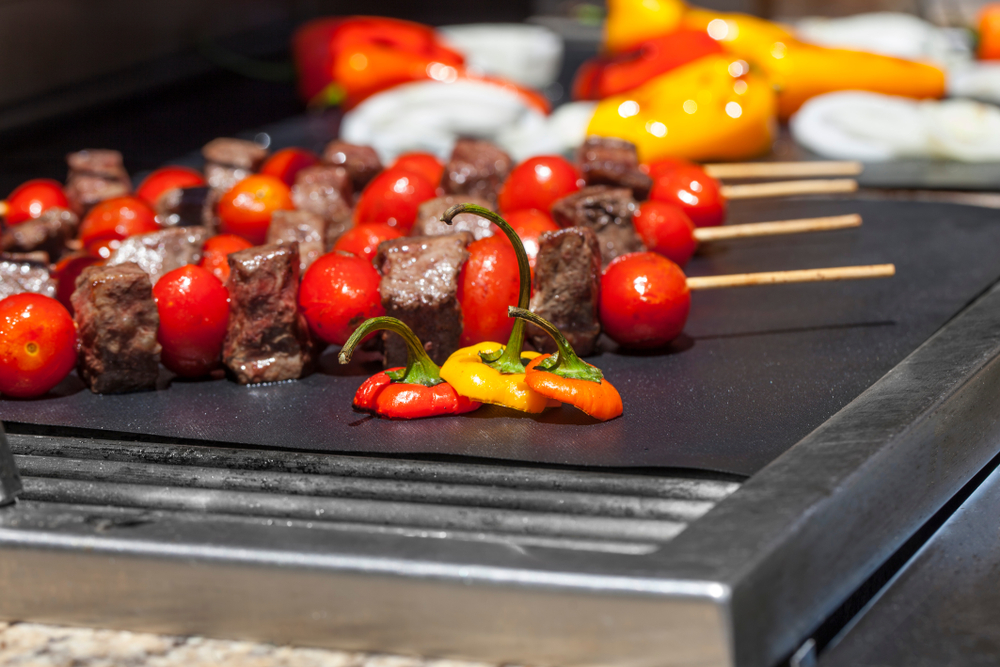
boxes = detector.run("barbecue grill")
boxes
[3,30,1000,667]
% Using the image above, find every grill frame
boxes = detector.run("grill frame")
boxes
[2,281,1000,667]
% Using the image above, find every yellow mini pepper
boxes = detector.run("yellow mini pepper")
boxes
[437,204,555,414]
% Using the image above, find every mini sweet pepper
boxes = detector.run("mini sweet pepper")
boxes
[339,316,480,419]
[438,204,555,414]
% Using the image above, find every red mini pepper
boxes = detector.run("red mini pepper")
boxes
[339,316,481,419]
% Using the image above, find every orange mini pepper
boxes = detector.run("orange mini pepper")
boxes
[509,307,624,421]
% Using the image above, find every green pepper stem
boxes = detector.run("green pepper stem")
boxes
[442,203,531,374]
[338,316,443,386]
[508,307,604,384]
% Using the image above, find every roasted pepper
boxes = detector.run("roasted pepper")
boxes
[438,204,555,414]
[509,307,623,421]
[339,316,480,419]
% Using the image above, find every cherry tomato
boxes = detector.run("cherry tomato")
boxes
[153,265,230,378]
[134,166,206,207]
[4,179,70,225]
[54,253,102,314]
[391,152,444,186]
[647,161,727,228]
[633,201,698,266]
[600,252,690,349]
[506,208,560,269]
[78,196,160,258]
[354,168,436,233]
[457,235,521,346]
[217,174,295,245]
[199,234,254,284]
[333,223,403,262]
[259,147,321,187]
[299,253,385,345]
[0,293,78,397]
[497,156,580,214]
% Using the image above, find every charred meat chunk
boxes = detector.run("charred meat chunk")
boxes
[155,185,217,231]
[72,262,160,394]
[528,228,602,356]
[550,186,645,266]
[106,226,209,285]
[266,210,325,273]
[376,233,473,367]
[0,256,57,300]
[577,136,653,200]
[322,140,382,194]
[64,149,131,214]
[441,138,512,205]
[223,242,315,384]
[413,195,495,240]
[1,207,79,258]
[291,165,353,248]
[202,138,268,193]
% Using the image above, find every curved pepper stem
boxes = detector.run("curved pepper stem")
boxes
[508,307,604,384]
[339,316,443,387]
[442,203,531,374]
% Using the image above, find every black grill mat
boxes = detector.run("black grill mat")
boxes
[3,198,999,476]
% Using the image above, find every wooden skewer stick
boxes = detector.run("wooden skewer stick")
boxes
[692,214,861,242]
[687,264,895,291]
[720,178,858,200]
[704,161,863,179]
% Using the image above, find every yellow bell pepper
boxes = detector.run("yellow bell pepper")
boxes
[440,342,552,413]
[681,8,946,119]
[605,0,686,54]
[587,54,776,162]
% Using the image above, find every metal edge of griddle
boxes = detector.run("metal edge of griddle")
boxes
[1,279,1000,667]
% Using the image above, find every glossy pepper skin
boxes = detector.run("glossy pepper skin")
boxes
[605,0,686,54]
[339,316,480,419]
[437,204,554,413]
[588,54,776,162]
[510,307,623,421]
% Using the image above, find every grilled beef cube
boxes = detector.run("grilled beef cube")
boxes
[322,141,382,193]
[223,243,315,384]
[202,138,268,193]
[266,210,325,273]
[291,165,353,248]
[441,138,512,205]
[154,185,217,231]
[65,149,131,214]
[577,136,653,200]
[413,196,495,240]
[106,227,209,285]
[72,263,160,394]
[1,207,78,258]
[528,228,602,356]
[551,186,645,266]
[376,233,472,367]
[0,256,57,300]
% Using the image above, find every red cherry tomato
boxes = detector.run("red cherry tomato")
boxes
[0,293,78,397]
[134,166,206,207]
[457,235,521,346]
[259,148,321,187]
[506,208,560,269]
[217,174,295,245]
[78,196,160,258]
[299,253,385,345]
[497,156,581,214]
[600,252,690,349]
[333,223,403,262]
[54,253,102,314]
[391,152,444,185]
[4,179,71,225]
[354,168,436,233]
[633,201,698,265]
[647,161,727,228]
[199,234,254,284]
[153,265,230,378]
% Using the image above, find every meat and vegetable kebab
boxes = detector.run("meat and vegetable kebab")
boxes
[0,135,890,414]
